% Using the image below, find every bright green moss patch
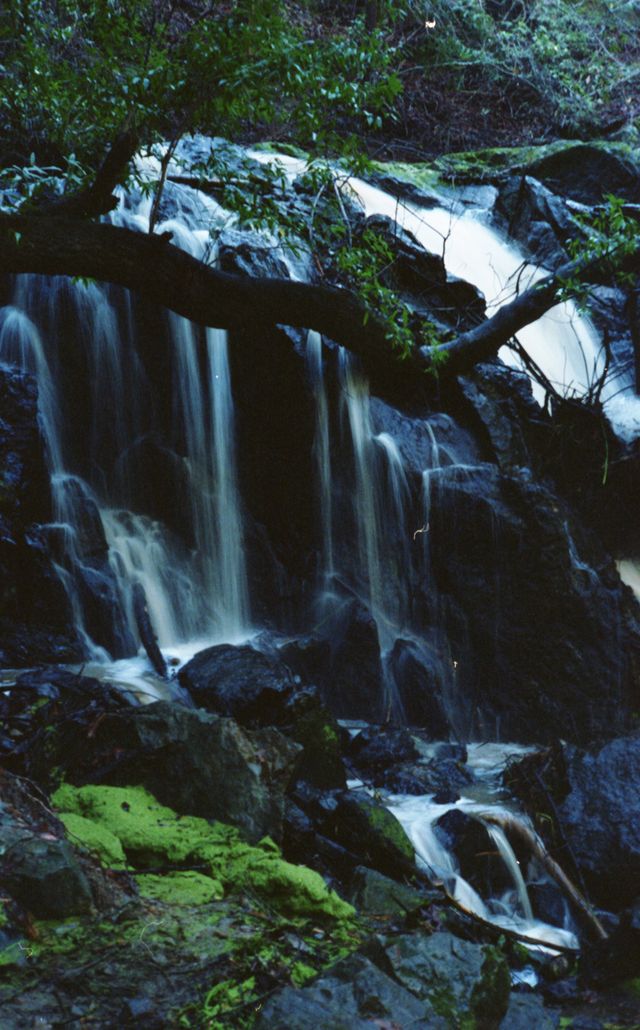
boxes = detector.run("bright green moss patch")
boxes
[57,811,126,868]
[52,783,354,921]
[137,871,224,905]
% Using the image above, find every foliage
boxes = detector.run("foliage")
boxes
[391,0,639,139]
[0,0,403,173]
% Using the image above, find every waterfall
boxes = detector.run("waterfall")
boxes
[1,175,249,657]
[349,176,640,439]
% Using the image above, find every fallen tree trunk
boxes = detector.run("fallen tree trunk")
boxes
[1,209,638,378]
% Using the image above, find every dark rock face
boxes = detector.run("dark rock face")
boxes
[0,366,80,663]
[429,462,640,743]
[555,733,640,910]
[525,144,640,205]
[386,638,452,735]
[495,175,576,267]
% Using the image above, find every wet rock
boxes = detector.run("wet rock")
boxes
[370,400,485,475]
[0,366,80,664]
[495,175,576,267]
[311,597,386,721]
[178,643,296,726]
[458,361,552,474]
[282,799,316,865]
[379,930,511,1029]
[72,701,302,843]
[0,666,132,785]
[347,866,428,917]
[255,952,441,1029]
[284,686,346,790]
[318,789,415,880]
[386,638,452,735]
[363,214,485,334]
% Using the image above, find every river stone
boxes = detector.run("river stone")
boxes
[84,701,301,843]
[178,643,296,725]
[255,952,445,1029]
[379,931,511,1028]
[347,725,419,777]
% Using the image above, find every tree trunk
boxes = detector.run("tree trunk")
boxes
[1,210,638,379]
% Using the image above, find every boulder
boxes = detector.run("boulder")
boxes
[0,829,93,918]
[580,899,640,987]
[434,809,513,898]
[501,993,561,1029]
[525,144,640,205]
[320,789,415,880]
[178,643,296,725]
[347,725,419,778]
[68,701,302,844]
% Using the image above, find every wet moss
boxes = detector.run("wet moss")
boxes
[52,783,354,921]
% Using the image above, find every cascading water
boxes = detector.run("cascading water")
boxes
[1,172,249,659]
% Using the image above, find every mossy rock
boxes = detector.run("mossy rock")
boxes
[52,783,354,921]
[325,790,415,880]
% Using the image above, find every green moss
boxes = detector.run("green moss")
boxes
[53,784,354,921]
[58,811,126,868]
[364,803,414,863]
[137,871,224,905]
[291,961,317,987]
